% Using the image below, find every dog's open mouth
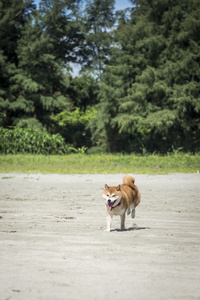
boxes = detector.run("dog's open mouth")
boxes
[107,200,116,211]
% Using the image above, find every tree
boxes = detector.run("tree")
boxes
[0,0,36,126]
[90,0,200,153]
[0,0,86,130]
[71,74,98,110]
[39,0,85,64]
[51,73,98,148]
[15,4,69,129]
[82,0,116,79]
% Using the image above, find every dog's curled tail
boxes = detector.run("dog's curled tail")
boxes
[123,174,141,208]
[123,174,135,189]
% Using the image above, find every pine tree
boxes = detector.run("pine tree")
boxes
[39,0,84,64]
[16,9,68,128]
[0,0,36,126]
[90,0,200,152]
[82,0,116,79]
[72,74,98,110]
[0,0,86,129]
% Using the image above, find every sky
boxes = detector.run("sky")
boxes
[115,0,131,11]
[34,0,131,11]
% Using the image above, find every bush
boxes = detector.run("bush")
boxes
[50,107,97,149]
[0,127,78,155]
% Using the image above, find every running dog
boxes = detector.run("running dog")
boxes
[102,174,141,231]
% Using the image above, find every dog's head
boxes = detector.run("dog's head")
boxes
[102,184,122,211]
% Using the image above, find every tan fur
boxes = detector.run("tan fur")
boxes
[102,174,141,231]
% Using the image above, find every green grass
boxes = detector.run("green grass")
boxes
[0,153,200,174]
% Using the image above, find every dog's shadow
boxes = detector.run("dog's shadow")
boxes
[112,226,150,232]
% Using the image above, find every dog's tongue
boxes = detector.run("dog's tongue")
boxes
[107,203,113,211]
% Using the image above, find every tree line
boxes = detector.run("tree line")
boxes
[0,0,200,154]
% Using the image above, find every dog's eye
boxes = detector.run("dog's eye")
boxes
[112,195,116,197]
[107,194,109,197]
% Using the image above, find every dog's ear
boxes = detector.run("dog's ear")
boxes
[117,184,121,191]
[105,184,109,190]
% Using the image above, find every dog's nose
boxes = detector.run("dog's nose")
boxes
[108,199,111,203]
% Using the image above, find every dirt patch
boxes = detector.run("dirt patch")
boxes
[0,173,200,300]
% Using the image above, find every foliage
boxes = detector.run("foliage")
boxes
[0,0,200,154]
[51,106,97,148]
[71,74,99,110]
[0,0,85,129]
[82,0,116,79]
[0,127,80,154]
[89,0,200,153]
[51,107,97,127]
[0,0,37,126]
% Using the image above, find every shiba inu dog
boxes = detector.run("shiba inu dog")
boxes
[102,174,141,232]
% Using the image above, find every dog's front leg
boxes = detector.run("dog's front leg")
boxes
[105,211,112,232]
[120,212,126,230]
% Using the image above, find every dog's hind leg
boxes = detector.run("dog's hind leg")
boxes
[130,203,135,218]
[131,208,135,219]
[127,207,131,215]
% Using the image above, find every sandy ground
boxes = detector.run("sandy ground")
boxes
[0,173,200,300]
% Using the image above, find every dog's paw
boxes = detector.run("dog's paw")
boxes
[131,209,135,219]
[104,228,111,232]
